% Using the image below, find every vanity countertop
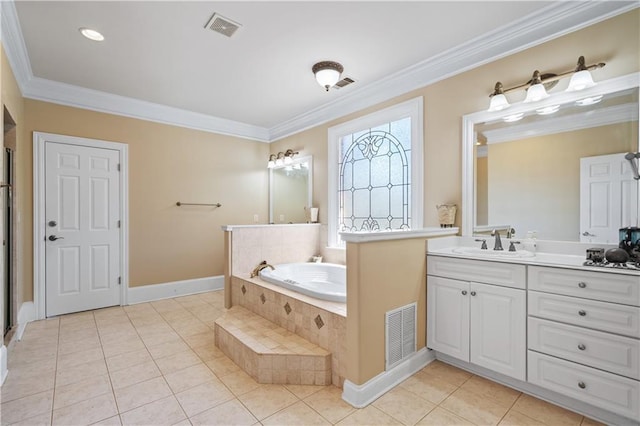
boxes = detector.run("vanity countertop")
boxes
[427,236,640,277]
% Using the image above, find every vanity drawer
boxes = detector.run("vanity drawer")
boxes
[528,291,640,337]
[528,266,640,306]
[427,256,525,289]
[528,317,640,380]
[528,351,640,420]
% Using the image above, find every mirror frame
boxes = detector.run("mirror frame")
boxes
[461,72,640,237]
[269,155,313,224]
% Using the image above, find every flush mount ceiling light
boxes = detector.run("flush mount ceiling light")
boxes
[487,56,605,114]
[79,27,104,42]
[312,61,344,91]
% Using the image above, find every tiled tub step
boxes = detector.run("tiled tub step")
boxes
[214,306,332,385]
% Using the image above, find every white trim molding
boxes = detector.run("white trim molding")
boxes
[16,301,35,340]
[127,276,224,305]
[33,132,129,320]
[2,0,637,143]
[0,345,7,386]
[342,347,435,408]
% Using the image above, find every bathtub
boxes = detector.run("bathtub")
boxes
[259,262,346,303]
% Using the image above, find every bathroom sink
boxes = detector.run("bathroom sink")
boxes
[451,247,535,258]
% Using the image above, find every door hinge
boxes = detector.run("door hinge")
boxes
[117,220,121,228]
[117,163,121,172]
[118,276,121,285]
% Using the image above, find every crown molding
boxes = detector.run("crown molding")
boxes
[0,0,270,142]
[268,1,639,141]
[1,0,637,143]
[24,77,271,142]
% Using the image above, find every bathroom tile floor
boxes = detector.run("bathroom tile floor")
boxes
[1,291,604,426]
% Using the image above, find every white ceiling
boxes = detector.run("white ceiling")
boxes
[5,1,637,141]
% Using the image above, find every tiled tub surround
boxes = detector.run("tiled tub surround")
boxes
[230,276,347,387]
[215,306,332,385]
[226,224,324,277]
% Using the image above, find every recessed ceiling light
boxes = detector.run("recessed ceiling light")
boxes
[79,28,104,42]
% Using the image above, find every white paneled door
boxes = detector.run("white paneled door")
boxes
[580,153,639,244]
[45,142,121,317]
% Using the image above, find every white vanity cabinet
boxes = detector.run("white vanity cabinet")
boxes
[527,265,640,420]
[427,256,526,380]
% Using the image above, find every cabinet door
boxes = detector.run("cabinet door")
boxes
[470,282,526,380]
[427,276,470,361]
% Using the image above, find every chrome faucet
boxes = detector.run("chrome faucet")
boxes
[250,260,274,278]
[491,229,504,251]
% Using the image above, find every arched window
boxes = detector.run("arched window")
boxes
[328,97,423,246]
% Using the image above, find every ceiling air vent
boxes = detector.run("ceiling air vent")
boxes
[333,77,355,89]
[205,13,242,38]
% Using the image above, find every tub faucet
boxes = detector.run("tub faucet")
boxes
[491,229,504,251]
[250,260,274,278]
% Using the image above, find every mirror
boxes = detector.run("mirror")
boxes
[269,155,313,224]
[462,73,640,243]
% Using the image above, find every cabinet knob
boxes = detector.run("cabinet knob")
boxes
[578,381,586,389]
[470,291,477,296]
[578,310,587,316]
[578,343,586,351]
[578,282,587,288]
[461,290,467,295]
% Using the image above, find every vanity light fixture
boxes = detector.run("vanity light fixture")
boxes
[312,61,344,91]
[283,149,299,165]
[79,27,104,42]
[488,56,605,113]
[267,154,277,169]
[267,149,299,168]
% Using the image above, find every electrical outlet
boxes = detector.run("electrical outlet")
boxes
[253,214,259,223]
[279,214,285,222]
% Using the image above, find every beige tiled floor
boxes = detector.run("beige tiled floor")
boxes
[1,291,603,426]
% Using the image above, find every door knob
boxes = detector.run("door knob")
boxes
[48,220,57,227]
[461,290,467,295]
[582,231,596,237]
[470,291,477,296]
[48,235,64,241]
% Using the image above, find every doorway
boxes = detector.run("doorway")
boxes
[34,132,129,319]
[3,107,16,342]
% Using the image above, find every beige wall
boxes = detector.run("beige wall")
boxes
[487,122,638,241]
[275,10,639,385]
[21,100,270,290]
[346,238,427,384]
[2,47,26,315]
[272,10,640,232]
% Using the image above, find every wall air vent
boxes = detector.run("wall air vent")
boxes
[333,77,355,89]
[385,302,417,370]
[205,13,242,38]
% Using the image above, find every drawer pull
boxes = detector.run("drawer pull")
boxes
[578,381,586,389]
[470,291,477,296]
[578,282,587,288]
[578,310,587,316]
[578,343,586,351]
[461,290,467,295]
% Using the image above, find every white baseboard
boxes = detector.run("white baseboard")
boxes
[127,275,224,305]
[0,345,7,386]
[16,301,36,341]
[342,347,435,408]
